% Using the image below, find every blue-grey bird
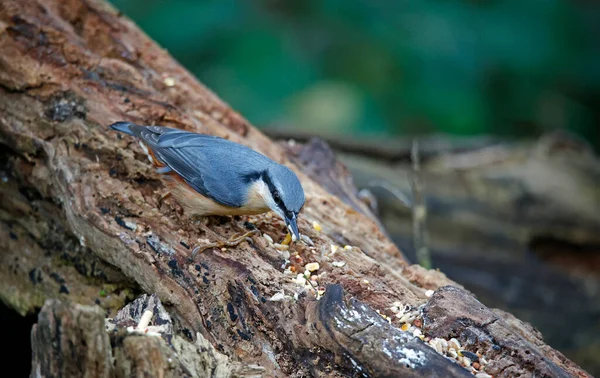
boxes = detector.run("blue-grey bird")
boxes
[110,122,305,241]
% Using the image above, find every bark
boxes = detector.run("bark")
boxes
[0,0,591,377]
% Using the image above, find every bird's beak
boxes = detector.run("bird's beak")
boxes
[285,213,300,242]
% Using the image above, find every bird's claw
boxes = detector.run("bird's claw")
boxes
[192,229,258,259]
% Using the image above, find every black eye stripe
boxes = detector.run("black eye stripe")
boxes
[261,172,288,213]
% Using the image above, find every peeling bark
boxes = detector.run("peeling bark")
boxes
[0,0,591,377]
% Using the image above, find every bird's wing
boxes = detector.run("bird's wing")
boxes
[140,129,271,208]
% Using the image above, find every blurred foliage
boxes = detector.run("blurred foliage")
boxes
[110,0,600,146]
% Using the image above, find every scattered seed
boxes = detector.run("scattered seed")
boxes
[449,338,462,350]
[344,245,352,250]
[312,221,322,232]
[164,77,175,87]
[425,289,434,297]
[281,233,292,245]
[264,234,274,244]
[274,243,289,251]
[330,245,339,254]
[332,261,346,267]
[439,338,449,352]
[269,291,285,301]
[305,262,320,272]
[293,273,306,285]
[300,234,314,246]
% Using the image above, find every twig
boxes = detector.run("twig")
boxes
[411,140,431,269]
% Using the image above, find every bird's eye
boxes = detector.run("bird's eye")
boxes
[273,190,281,203]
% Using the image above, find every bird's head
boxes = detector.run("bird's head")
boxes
[256,165,305,241]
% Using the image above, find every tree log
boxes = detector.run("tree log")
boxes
[0,0,591,377]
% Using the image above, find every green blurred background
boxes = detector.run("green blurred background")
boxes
[110,0,599,146]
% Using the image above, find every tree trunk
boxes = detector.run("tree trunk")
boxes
[0,0,591,377]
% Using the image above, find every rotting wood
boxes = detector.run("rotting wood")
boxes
[0,0,592,377]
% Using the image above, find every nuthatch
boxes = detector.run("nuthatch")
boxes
[110,122,305,241]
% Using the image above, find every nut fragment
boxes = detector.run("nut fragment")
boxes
[305,262,320,272]
[164,77,175,87]
[274,243,289,251]
[263,234,274,244]
[281,233,292,245]
[312,221,322,232]
[269,291,285,301]
[449,338,462,351]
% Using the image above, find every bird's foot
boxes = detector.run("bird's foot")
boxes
[192,230,258,259]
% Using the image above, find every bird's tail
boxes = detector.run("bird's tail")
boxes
[109,121,136,135]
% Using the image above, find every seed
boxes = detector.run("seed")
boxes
[300,234,314,246]
[439,338,448,352]
[401,323,410,331]
[425,289,434,297]
[269,291,285,301]
[449,338,461,350]
[281,233,292,245]
[332,261,346,267]
[264,234,274,244]
[312,221,322,232]
[305,262,320,272]
[274,243,289,251]
[164,77,175,87]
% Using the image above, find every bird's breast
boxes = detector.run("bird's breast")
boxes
[163,174,270,216]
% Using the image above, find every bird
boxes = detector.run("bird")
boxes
[110,121,305,242]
